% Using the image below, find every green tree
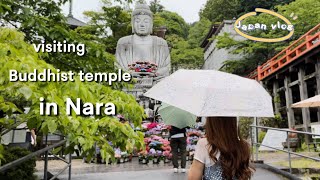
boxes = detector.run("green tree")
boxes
[171,40,204,70]
[199,0,239,23]
[82,5,132,54]
[0,28,145,164]
[0,0,133,74]
[0,0,68,42]
[188,18,212,48]
[169,18,211,70]
[237,0,294,15]
[152,10,206,69]
[0,0,144,165]
[217,0,320,75]
[200,0,294,23]
[156,11,189,39]
[153,13,166,29]
[149,0,164,14]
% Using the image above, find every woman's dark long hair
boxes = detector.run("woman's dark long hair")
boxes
[205,117,255,180]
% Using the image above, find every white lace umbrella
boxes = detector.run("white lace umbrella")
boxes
[292,95,320,108]
[144,69,274,117]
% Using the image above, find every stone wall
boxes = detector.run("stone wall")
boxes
[202,20,245,70]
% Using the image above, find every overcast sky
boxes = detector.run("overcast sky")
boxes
[61,0,207,23]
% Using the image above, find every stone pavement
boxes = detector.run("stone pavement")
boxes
[36,158,287,180]
[54,169,285,180]
[55,168,285,180]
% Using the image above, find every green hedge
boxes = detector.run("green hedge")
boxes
[0,146,36,180]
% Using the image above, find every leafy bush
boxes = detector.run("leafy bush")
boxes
[0,28,145,164]
[258,131,267,143]
[260,114,287,128]
[0,146,36,180]
[296,142,308,152]
[239,117,253,140]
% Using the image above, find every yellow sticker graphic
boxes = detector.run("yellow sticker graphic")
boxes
[234,8,294,43]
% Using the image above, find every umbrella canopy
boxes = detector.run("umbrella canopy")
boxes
[145,69,274,117]
[158,103,197,128]
[292,95,320,108]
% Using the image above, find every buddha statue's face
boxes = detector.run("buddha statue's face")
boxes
[133,15,153,36]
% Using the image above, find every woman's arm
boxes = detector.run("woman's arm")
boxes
[188,159,204,180]
[30,129,37,146]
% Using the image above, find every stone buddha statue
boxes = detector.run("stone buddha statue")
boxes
[115,0,171,77]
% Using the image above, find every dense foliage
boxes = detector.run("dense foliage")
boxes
[0,0,129,74]
[1,0,306,168]
[0,28,145,163]
[0,0,145,164]
[81,5,132,54]
[215,0,320,75]
[151,2,211,70]
[188,18,212,49]
[0,146,36,180]
[239,117,253,140]
[200,0,294,23]
[149,0,164,14]
[81,0,210,70]
[260,115,288,128]
[237,0,294,15]
[200,0,239,23]
[155,11,189,39]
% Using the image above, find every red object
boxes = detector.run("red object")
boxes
[288,127,298,138]
[147,122,158,130]
[248,23,320,81]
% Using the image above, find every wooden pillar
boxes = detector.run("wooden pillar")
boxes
[298,66,310,131]
[315,60,320,122]
[273,81,280,114]
[299,63,313,145]
[284,75,295,128]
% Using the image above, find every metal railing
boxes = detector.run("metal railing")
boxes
[250,124,320,174]
[247,23,320,80]
[0,136,71,180]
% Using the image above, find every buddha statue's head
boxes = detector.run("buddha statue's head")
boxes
[132,0,153,36]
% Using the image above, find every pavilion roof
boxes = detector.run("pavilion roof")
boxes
[66,15,87,27]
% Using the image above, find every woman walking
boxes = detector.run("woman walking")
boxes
[188,117,255,180]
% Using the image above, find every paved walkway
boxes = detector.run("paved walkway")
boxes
[55,168,285,180]
[36,158,286,180]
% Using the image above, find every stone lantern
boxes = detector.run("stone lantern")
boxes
[153,26,167,39]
